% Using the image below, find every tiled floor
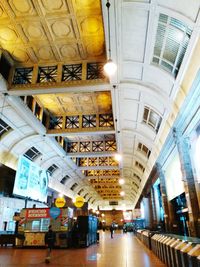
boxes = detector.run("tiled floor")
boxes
[0,231,166,267]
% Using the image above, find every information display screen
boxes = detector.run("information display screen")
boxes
[13,156,49,202]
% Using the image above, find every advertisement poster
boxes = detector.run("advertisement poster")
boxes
[13,156,49,202]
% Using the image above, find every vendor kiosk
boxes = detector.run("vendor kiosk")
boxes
[16,207,73,247]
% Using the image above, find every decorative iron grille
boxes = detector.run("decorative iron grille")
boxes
[79,158,87,167]
[99,157,108,166]
[66,142,78,153]
[62,64,82,81]
[87,62,105,80]
[49,116,63,130]
[92,141,104,152]
[99,114,114,127]
[37,65,57,83]
[105,140,116,151]
[80,141,90,152]
[13,67,33,84]
[65,116,79,129]
[88,158,98,166]
[82,114,96,128]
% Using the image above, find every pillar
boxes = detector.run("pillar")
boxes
[156,162,171,232]
[173,128,200,237]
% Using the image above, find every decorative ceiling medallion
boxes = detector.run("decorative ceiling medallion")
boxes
[41,0,64,11]
[59,96,74,104]
[75,0,99,9]
[0,27,18,42]
[38,46,54,61]
[9,0,33,13]
[86,42,104,57]
[26,24,45,39]
[12,49,29,62]
[81,17,101,34]
[51,21,71,38]
[60,45,77,58]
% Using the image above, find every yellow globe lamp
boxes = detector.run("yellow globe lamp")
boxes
[74,196,85,208]
[55,197,66,208]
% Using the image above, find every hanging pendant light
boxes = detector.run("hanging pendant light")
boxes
[104,0,117,76]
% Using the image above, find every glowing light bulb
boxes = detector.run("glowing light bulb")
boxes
[114,153,122,162]
[120,191,125,196]
[104,59,117,76]
[119,179,125,185]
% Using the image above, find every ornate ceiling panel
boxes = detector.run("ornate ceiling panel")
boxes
[0,0,105,64]
[35,91,112,116]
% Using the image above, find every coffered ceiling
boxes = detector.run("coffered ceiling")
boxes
[0,0,105,64]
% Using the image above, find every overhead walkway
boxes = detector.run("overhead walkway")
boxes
[0,231,165,267]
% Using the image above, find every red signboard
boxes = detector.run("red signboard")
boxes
[26,208,50,219]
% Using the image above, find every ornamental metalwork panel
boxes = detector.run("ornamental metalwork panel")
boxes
[37,65,57,83]
[13,67,33,84]
[92,141,104,152]
[109,157,118,166]
[80,141,91,152]
[99,157,108,166]
[62,64,82,81]
[105,140,116,151]
[49,116,63,130]
[79,158,87,167]
[88,157,98,166]
[65,116,79,129]
[99,114,114,127]
[85,169,120,177]
[66,142,78,153]
[87,62,105,80]
[82,114,96,128]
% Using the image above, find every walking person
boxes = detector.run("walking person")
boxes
[110,224,114,238]
[45,225,56,263]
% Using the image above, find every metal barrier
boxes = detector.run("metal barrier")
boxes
[136,231,200,267]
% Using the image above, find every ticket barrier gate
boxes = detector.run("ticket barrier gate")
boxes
[197,254,200,266]
[180,243,194,267]
[137,232,200,266]
[168,239,182,267]
[187,244,200,267]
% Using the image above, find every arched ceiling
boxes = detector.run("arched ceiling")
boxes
[0,0,200,210]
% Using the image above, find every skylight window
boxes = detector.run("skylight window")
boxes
[47,164,58,176]
[143,106,162,133]
[135,161,145,173]
[24,146,41,161]
[0,118,12,138]
[152,13,192,77]
[137,142,151,158]
[60,175,71,185]
[70,183,78,191]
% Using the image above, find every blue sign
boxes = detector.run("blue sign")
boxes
[49,207,60,219]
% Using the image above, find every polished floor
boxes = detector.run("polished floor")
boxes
[0,231,166,267]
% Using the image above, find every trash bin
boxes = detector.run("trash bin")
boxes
[187,244,200,267]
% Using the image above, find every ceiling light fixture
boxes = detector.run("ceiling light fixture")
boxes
[115,153,122,162]
[120,191,125,197]
[104,0,117,76]
[119,178,125,185]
